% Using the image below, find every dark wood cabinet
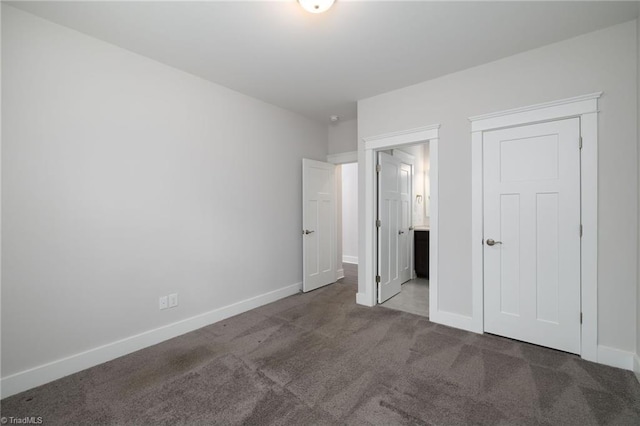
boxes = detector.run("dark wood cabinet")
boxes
[414,230,429,278]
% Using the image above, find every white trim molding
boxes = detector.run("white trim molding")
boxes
[358,125,440,309]
[327,151,358,165]
[597,345,635,371]
[362,125,440,150]
[469,92,602,132]
[634,355,640,383]
[470,92,601,362]
[0,281,302,399]
[342,256,358,264]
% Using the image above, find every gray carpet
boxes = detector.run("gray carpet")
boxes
[2,263,640,425]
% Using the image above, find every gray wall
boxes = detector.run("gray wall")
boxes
[328,118,357,155]
[2,6,327,377]
[357,21,638,353]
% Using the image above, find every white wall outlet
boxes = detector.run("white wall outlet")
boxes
[168,293,178,308]
[159,296,168,310]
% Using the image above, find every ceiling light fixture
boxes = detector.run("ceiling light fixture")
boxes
[298,0,335,14]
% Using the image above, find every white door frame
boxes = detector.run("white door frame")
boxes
[357,125,440,307]
[470,92,602,362]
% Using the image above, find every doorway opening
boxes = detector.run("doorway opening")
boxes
[340,161,358,282]
[326,151,359,287]
[357,125,440,318]
[377,143,431,318]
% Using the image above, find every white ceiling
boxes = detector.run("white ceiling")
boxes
[8,1,640,123]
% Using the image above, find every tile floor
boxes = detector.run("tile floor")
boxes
[380,277,429,317]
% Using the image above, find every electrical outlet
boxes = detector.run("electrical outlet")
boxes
[168,293,178,308]
[159,296,168,310]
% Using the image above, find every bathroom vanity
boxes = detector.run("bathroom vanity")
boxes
[414,226,429,279]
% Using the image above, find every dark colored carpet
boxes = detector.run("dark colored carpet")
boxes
[2,263,640,425]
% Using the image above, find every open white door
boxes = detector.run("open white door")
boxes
[302,159,337,292]
[483,118,581,354]
[377,152,404,303]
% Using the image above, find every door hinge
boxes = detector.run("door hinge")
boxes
[375,275,381,283]
[580,312,583,324]
[376,219,381,228]
[580,224,583,237]
[579,136,583,150]
[376,164,381,173]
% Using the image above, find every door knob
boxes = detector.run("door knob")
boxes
[398,230,405,235]
[303,229,315,235]
[486,239,502,246]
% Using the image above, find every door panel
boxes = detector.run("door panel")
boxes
[499,193,520,316]
[500,134,559,182]
[303,159,336,292]
[306,200,319,277]
[483,118,580,354]
[536,193,560,323]
[398,163,412,283]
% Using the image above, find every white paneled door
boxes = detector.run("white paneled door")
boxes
[377,152,412,303]
[483,118,581,354]
[302,159,337,292]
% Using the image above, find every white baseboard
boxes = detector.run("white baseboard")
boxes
[596,345,634,371]
[0,282,302,399]
[633,355,640,383]
[342,256,358,264]
[336,269,345,280]
[429,310,483,334]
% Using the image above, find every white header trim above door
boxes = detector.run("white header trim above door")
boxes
[469,93,600,363]
[363,125,440,150]
[469,92,602,132]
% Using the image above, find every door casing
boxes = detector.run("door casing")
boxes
[357,125,440,309]
[471,92,601,362]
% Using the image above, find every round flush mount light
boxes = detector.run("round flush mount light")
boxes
[298,0,335,14]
